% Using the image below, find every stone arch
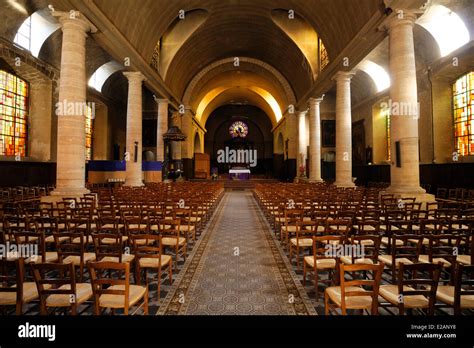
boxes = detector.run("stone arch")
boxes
[182,57,297,107]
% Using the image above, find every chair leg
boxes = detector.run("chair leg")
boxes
[157,268,162,302]
[169,262,173,284]
[303,262,307,286]
[324,291,329,315]
[143,288,149,315]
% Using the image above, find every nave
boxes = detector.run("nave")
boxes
[1,182,473,316]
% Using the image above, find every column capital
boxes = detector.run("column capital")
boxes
[309,95,325,106]
[123,71,146,83]
[332,71,355,83]
[153,95,169,104]
[379,6,424,32]
[52,10,97,33]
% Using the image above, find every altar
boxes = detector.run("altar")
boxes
[229,168,250,180]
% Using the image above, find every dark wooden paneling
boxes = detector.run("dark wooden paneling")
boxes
[0,161,56,187]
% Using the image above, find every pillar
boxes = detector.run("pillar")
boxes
[154,97,168,162]
[308,96,324,182]
[334,71,355,187]
[297,110,308,179]
[383,11,434,202]
[123,71,145,187]
[49,11,96,198]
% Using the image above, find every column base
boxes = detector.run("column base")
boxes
[41,187,90,204]
[123,181,144,187]
[382,186,436,208]
[308,178,323,183]
[294,175,308,183]
[334,181,355,188]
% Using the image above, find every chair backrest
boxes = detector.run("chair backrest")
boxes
[31,262,77,314]
[349,235,382,263]
[397,262,442,315]
[130,234,163,260]
[453,263,474,314]
[12,231,45,262]
[325,219,352,237]
[338,262,385,314]
[55,232,86,261]
[92,233,126,262]
[312,235,346,261]
[0,258,25,306]
[390,234,422,263]
[159,219,181,239]
[88,261,130,313]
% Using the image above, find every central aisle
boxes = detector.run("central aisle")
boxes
[157,191,316,315]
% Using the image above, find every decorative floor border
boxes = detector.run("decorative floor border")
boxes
[251,194,317,315]
[156,193,229,315]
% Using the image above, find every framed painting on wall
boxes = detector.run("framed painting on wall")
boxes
[322,120,335,147]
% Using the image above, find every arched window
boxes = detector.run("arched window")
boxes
[0,70,29,157]
[453,72,474,156]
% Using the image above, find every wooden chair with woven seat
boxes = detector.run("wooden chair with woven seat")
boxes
[340,235,382,266]
[289,220,319,270]
[436,262,474,314]
[0,258,48,314]
[281,208,304,247]
[456,230,473,266]
[31,262,93,315]
[324,262,384,315]
[378,234,423,283]
[379,262,443,315]
[88,261,148,315]
[130,233,172,302]
[158,219,186,269]
[55,232,96,282]
[12,231,58,264]
[418,234,462,277]
[173,208,196,243]
[92,230,134,261]
[303,235,345,298]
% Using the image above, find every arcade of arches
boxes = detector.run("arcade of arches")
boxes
[1,0,474,318]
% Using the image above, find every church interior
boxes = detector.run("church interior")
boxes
[1,0,474,327]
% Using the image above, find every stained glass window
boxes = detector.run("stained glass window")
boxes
[453,71,474,156]
[0,70,29,157]
[319,38,329,71]
[85,104,93,160]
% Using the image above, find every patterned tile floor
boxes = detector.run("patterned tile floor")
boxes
[157,191,316,315]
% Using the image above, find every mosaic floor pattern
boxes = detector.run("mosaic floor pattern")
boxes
[157,191,316,315]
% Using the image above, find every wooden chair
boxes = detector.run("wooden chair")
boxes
[0,258,47,314]
[31,262,93,315]
[436,263,474,314]
[340,235,381,266]
[324,262,384,315]
[159,219,186,268]
[289,220,319,270]
[130,234,172,301]
[379,262,442,315]
[303,235,345,298]
[92,233,135,264]
[378,234,423,283]
[88,261,148,315]
[55,232,96,282]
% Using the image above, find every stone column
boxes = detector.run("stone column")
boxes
[49,11,96,198]
[384,11,433,201]
[154,97,168,162]
[308,96,324,182]
[123,72,145,187]
[297,110,308,179]
[334,71,355,187]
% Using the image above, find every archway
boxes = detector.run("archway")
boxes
[205,104,273,178]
